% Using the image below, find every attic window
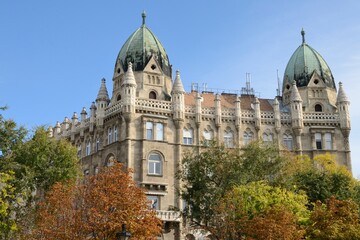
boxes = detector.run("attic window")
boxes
[286,84,290,90]
[117,68,120,74]
[314,79,319,85]
[151,64,157,70]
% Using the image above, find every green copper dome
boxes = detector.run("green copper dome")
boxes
[283,30,335,91]
[116,12,172,78]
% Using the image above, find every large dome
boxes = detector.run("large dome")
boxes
[283,30,335,91]
[115,12,172,78]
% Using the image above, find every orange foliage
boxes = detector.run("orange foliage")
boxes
[30,163,162,239]
[243,206,304,240]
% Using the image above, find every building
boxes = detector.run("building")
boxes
[50,13,351,240]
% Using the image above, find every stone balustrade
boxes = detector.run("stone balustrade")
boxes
[156,210,181,222]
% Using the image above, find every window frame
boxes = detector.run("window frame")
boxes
[148,152,162,176]
[183,128,193,145]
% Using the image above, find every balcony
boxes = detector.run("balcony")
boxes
[156,210,181,222]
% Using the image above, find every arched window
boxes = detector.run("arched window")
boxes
[149,91,157,99]
[262,131,273,144]
[315,104,322,112]
[283,133,293,150]
[183,128,193,145]
[224,130,234,148]
[106,155,115,166]
[117,95,121,101]
[148,152,162,175]
[243,129,253,145]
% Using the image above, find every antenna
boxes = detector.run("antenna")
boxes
[276,69,281,96]
[241,73,255,96]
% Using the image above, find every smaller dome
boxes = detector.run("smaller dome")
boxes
[283,30,335,91]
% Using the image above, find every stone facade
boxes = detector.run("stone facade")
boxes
[50,15,351,240]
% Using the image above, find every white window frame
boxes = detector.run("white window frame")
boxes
[224,131,234,148]
[325,133,332,150]
[155,123,164,141]
[183,128,193,145]
[146,122,153,140]
[148,152,162,175]
[283,134,293,150]
[243,130,253,145]
[85,140,91,156]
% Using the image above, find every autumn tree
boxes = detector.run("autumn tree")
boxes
[306,197,360,239]
[31,162,162,240]
[177,142,289,232]
[212,181,309,239]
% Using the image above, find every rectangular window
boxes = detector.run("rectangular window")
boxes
[114,126,118,142]
[85,141,91,156]
[283,135,293,150]
[108,128,112,144]
[147,195,160,210]
[183,129,193,145]
[315,133,322,150]
[325,133,332,150]
[155,123,164,141]
[224,132,234,148]
[146,122,153,140]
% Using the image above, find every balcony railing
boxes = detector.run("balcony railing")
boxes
[156,210,181,222]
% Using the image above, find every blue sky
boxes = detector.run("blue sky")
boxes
[1,1,360,176]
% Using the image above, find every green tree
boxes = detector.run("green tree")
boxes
[0,171,17,239]
[177,141,288,230]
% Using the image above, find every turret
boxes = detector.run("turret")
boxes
[54,121,61,136]
[215,94,221,128]
[71,112,78,133]
[171,70,185,121]
[336,82,351,130]
[62,117,70,132]
[96,78,110,126]
[80,107,87,138]
[90,102,97,132]
[121,62,137,116]
[235,96,241,130]
[47,127,53,138]
[290,82,303,153]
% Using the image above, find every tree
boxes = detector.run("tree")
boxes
[242,206,305,240]
[0,171,17,239]
[292,153,356,204]
[306,197,360,240]
[212,181,309,239]
[177,142,290,232]
[31,162,162,239]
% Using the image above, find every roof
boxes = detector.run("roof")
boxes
[283,29,335,91]
[115,12,172,78]
[184,92,274,111]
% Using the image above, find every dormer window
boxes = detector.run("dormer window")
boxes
[315,104,322,112]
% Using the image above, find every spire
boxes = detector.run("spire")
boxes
[172,70,185,93]
[337,82,349,103]
[290,82,302,102]
[301,28,305,44]
[123,62,137,86]
[142,11,146,25]
[96,78,110,102]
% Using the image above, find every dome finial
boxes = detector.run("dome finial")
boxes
[301,28,305,44]
[142,11,146,25]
